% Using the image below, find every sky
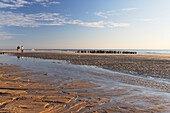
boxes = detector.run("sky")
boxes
[0,0,170,49]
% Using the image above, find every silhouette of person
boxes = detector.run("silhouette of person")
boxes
[21,45,24,53]
[17,46,20,52]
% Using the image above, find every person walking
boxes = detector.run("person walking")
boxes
[21,45,24,53]
[17,46,20,52]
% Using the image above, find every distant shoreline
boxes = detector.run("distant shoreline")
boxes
[1,48,170,54]
[1,50,170,56]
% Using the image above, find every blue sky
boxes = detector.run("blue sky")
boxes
[0,0,170,49]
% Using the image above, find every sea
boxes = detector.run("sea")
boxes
[1,49,170,54]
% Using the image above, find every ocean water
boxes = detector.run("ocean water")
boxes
[1,49,170,54]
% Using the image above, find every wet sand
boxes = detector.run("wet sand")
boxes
[0,51,170,112]
[7,50,170,79]
[0,62,170,112]
[0,63,111,112]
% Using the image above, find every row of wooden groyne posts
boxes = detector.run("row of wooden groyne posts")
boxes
[0,51,137,54]
[76,50,137,54]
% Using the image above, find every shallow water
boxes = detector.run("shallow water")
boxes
[0,54,170,112]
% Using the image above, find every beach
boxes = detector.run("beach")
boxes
[0,51,170,112]
[10,51,170,79]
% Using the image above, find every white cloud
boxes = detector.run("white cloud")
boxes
[0,36,12,40]
[34,0,61,7]
[35,0,49,2]
[2,0,30,4]
[40,1,60,7]
[68,20,130,28]
[64,20,81,25]
[0,26,3,30]
[0,11,130,28]
[107,22,130,27]
[0,0,31,9]
[0,11,72,27]
[64,20,130,28]
[94,8,136,18]
[0,33,23,36]
[0,2,13,8]
[0,11,65,27]
[78,21,105,28]
[0,0,60,8]
[34,0,60,7]
[121,8,137,11]
[140,18,153,22]
[49,1,60,5]
[94,12,108,18]
[106,10,116,13]
[94,10,119,18]
[0,31,23,40]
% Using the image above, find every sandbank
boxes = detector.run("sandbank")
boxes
[4,50,170,79]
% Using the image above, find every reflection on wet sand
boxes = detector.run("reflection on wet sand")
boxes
[0,54,170,112]
[0,63,169,112]
[0,64,113,112]
[17,56,24,60]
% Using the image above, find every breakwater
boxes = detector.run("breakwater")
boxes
[76,50,137,54]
